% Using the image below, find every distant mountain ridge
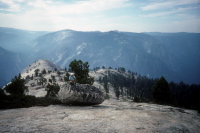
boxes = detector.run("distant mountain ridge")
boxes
[0,27,48,53]
[0,46,23,87]
[0,27,200,87]
[28,30,200,84]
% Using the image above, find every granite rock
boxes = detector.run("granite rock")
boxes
[58,83,105,105]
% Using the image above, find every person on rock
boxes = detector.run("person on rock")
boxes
[69,73,76,85]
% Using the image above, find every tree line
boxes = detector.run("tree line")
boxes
[98,67,200,112]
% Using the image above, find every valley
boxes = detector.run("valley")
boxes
[0,28,200,88]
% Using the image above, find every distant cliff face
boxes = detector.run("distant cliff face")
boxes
[28,30,200,84]
[0,28,200,87]
[28,30,171,80]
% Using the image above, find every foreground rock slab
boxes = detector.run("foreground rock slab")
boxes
[58,83,105,105]
[0,99,199,133]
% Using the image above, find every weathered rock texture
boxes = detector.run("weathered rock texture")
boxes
[58,83,105,105]
[0,99,199,133]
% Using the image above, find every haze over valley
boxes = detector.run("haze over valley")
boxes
[0,27,200,87]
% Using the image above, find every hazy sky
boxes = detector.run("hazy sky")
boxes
[0,0,200,32]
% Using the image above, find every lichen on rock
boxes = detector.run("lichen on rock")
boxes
[58,82,105,105]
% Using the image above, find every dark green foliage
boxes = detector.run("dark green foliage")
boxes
[46,83,60,98]
[37,76,46,86]
[105,93,110,99]
[0,74,62,110]
[34,69,40,76]
[152,76,170,104]
[0,95,61,109]
[115,87,120,99]
[133,96,140,102]
[64,72,70,82]
[31,74,33,80]
[0,88,5,96]
[42,69,46,74]
[103,75,109,94]
[93,67,100,71]
[100,70,138,99]
[4,74,28,96]
[34,97,61,106]
[57,71,61,76]
[98,68,199,111]
[118,67,126,72]
[51,75,56,82]
[169,82,200,111]
[69,59,94,85]
[25,75,30,80]
[97,67,200,112]
[133,96,149,103]
[0,95,36,109]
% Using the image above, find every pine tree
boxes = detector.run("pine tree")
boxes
[4,74,28,96]
[64,72,70,82]
[115,86,120,99]
[69,59,94,85]
[152,76,170,104]
[46,83,60,98]
[103,75,109,94]
[42,69,46,74]
[34,69,40,77]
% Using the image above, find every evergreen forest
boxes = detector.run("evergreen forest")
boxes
[97,67,200,112]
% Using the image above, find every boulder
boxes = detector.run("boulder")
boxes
[58,83,105,105]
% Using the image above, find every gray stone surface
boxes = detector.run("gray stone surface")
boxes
[58,83,105,105]
[0,99,199,133]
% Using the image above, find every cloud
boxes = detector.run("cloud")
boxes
[140,6,198,17]
[29,0,130,15]
[0,0,22,12]
[141,0,200,11]
[0,0,199,32]
[0,0,131,31]
[0,0,130,14]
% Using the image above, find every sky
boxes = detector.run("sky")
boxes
[0,0,200,33]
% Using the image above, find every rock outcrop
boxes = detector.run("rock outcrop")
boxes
[1,99,199,133]
[58,83,105,105]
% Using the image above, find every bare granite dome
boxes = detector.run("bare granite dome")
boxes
[21,59,62,79]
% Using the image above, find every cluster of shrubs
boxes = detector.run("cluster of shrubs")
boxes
[0,74,61,110]
[0,94,61,110]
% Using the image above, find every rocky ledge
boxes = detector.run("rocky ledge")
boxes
[0,99,199,133]
[58,83,105,105]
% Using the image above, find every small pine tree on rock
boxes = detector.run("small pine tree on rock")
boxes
[69,59,94,85]
[34,69,40,77]
[42,69,46,74]
[46,83,60,98]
